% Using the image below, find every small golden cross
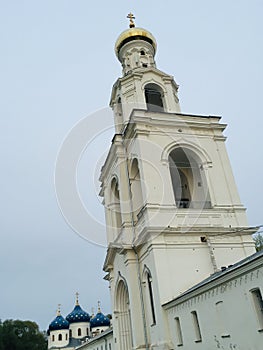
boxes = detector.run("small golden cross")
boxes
[127,12,135,28]
[75,291,79,305]
[57,303,61,316]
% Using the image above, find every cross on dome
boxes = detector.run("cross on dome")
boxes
[56,303,61,316]
[75,292,79,305]
[127,12,135,28]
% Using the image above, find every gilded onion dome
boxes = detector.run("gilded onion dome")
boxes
[115,12,157,59]
[115,27,157,57]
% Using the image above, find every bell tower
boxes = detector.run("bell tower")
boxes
[100,15,256,350]
[110,14,181,134]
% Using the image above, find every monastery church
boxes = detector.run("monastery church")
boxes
[47,14,263,350]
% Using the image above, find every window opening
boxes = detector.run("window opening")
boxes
[251,288,263,330]
[175,317,183,346]
[145,84,164,112]
[169,147,211,209]
[58,333,62,341]
[146,271,156,325]
[78,328,82,336]
[191,311,202,342]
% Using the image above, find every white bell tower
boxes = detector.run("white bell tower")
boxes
[99,14,256,350]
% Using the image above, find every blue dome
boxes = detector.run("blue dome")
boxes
[66,304,90,323]
[90,311,110,328]
[49,314,69,331]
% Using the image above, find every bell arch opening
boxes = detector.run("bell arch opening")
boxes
[169,147,211,209]
[145,83,164,112]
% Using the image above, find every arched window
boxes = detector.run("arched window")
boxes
[115,278,133,350]
[110,177,122,231]
[52,335,55,342]
[143,266,156,331]
[146,269,156,325]
[78,328,82,336]
[69,329,72,338]
[169,147,211,209]
[66,333,68,340]
[145,83,164,112]
[130,158,144,222]
[58,333,62,341]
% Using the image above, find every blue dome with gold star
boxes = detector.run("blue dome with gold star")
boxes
[66,296,90,324]
[49,312,69,331]
[90,308,110,328]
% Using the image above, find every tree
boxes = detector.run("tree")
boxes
[0,319,47,350]
[253,232,263,252]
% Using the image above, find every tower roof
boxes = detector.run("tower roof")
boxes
[90,302,110,328]
[48,306,69,331]
[66,293,90,323]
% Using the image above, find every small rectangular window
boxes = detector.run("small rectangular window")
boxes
[175,317,183,346]
[215,301,230,337]
[251,288,263,330]
[191,311,202,342]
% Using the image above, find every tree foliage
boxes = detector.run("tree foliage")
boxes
[0,319,47,350]
[253,232,263,252]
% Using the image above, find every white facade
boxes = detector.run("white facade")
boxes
[52,18,263,350]
[98,19,260,350]
[164,252,263,350]
[48,329,70,349]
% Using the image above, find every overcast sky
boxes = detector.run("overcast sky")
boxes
[0,1,262,331]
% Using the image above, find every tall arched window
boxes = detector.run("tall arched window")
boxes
[78,328,82,336]
[145,83,164,112]
[58,334,62,341]
[115,278,133,350]
[130,158,144,222]
[169,147,211,209]
[143,267,156,326]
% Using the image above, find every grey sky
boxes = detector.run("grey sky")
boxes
[0,1,262,331]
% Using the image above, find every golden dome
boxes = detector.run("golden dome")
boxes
[115,27,157,56]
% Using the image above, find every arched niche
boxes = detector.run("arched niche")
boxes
[168,147,211,209]
[129,158,144,222]
[115,278,133,350]
[110,177,122,231]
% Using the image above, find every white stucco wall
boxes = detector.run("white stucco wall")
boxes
[164,253,263,350]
